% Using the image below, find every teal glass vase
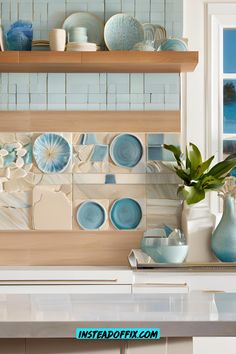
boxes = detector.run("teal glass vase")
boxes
[211,194,236,262]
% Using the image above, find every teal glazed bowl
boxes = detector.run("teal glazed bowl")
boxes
[158,38,188,51]
[141,237,188,263]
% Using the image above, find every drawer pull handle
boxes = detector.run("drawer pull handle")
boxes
[134,282,188,288]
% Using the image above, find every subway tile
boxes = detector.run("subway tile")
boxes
[48,74,66,94]
[66,93,88,104]
[107,74,130,94]
[30,93,47,105]
[130,74,144,94]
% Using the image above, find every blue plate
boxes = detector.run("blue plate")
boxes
[76,201,107,230]
[33,133,71,173]
[110,198,142,230]
[110,134,143,168]
[104,14,144,51]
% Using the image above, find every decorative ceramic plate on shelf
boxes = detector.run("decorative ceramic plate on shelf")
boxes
[110,133,143,168]
[76,201,107,230]
[33,133,71,173]
[62,12,104,46]
[104,14,144,50]
[110,198,142,230]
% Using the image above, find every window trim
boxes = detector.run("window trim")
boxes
[207,4,236,213]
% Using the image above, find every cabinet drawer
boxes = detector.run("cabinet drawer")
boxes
[0,284,132,294]
[132,283,189,294]
[26,339,123,354]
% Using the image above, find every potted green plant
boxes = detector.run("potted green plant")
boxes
[164,142,236,204]
[164,142,236,263]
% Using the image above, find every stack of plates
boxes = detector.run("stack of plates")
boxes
[66,42,99,51]
[32,40,50,51]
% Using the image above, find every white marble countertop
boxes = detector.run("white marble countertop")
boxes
[0,292,235,338]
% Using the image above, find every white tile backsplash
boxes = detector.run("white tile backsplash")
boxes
[0,0,182,111]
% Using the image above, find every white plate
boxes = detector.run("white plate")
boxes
[62,12,104,46]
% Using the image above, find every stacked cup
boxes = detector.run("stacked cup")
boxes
[68,27,88,43]
[66,26,98,51]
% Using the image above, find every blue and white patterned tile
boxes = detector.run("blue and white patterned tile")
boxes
[32,132,72,174]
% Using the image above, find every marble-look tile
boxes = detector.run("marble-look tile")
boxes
[32,185,72,230]
[73,184,146,230]
[147,184,179,200]
[147,133,180,162]
[73,173,146,185]
[146,199,182,229]
[0,192,31,230]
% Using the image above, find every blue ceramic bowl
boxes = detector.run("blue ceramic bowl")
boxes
[110,198,142,230]
[76,200,107,230]
[158,38,188,51]
[110,133,143,168]
[141,237,188,263]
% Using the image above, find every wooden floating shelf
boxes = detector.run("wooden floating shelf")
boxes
[0,51,198,73]
[0,111,180,132]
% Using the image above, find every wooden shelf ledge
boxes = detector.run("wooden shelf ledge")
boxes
[0,110,180,132]
[0,231,143,266]
[0,51,198,73]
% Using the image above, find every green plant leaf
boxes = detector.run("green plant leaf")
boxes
[195,155,215,177]
[185,146,191,170]
[182,186,205,205]
[163,144,182,167]
[189,143,202,171]
[207,159,236,178]
[175,168,191,184]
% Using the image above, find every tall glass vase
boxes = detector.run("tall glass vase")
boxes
[211,194,236,262]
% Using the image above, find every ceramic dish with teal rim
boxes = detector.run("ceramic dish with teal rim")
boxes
[104,14,144,50]
[157,38,188,51]
[110,197,142,230]
[33,133,71,173]
[110,133,143,168]
[76,200,107,230]
[62,12,104,46]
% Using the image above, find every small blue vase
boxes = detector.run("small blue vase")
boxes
[211,195,236,262]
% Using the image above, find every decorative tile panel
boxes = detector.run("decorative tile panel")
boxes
[0,132,181,231]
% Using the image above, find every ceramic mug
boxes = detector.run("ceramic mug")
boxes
[68,27,88,43]
[49,29,66,51]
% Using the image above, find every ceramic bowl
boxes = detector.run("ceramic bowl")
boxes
[33,133,71,173]
[104,13,144,50]
[110,198,142,230]
[141,237,188,263]
[110,133,143,168]
[76,200,107,230]
[157,38,188,51]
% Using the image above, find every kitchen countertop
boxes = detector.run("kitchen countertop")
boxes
[0,292,235,338]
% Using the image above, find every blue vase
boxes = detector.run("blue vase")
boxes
[211,195,236,262]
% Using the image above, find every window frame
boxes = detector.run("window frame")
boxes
[207,4,236,213]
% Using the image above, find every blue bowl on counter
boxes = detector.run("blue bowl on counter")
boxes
[141,237,188,263]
